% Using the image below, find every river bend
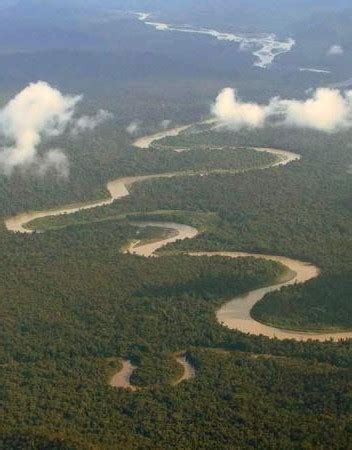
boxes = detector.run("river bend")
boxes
[5,124,352,342]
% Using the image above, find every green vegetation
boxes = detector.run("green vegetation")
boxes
[0,121,351,448]
[1,1,352,447]
[1,210,351,448]
[28,124,352,332]
[130,353,183,387]
[252,275,352,331]
[0,219,287,365]
[1,344,351,449]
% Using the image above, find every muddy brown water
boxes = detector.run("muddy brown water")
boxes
[5,123,351,343]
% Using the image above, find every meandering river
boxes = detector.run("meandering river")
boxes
[127,223,352,342]
[5,123,352,344]
[110,353,196,390]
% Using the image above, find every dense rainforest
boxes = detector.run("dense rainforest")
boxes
[0,1,352,447]
[0,119,351,448]
[0,219,351,449]
[29,124,352,331]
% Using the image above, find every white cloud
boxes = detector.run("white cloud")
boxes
[327,45,344,56]
[36,149,69,178]
[277,88,351,132]
[71,109,113,135]
[126,120,141,135]
[212,87,352,133]
[211,88,267,129]
[161,119,172,129]
[0,81,111,177]
[0,81,80,175]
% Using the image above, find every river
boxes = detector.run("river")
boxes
[4,122,351,342]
